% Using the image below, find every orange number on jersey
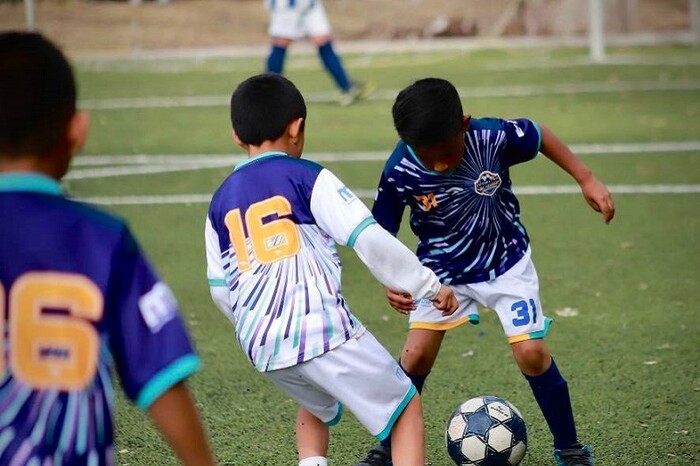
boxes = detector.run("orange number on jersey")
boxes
[3,272,103,390]
[224,195,301,272]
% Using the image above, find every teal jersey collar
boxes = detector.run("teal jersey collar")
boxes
[0,172,62,195]
[405,144,459,177]
[234,151,289,172]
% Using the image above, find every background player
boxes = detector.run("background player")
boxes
[264,0,374,105]
[205,73,458,466]
[355,78,615,466]
[0,32,216,466]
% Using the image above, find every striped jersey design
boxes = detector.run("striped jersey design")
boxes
[372,117,542,284]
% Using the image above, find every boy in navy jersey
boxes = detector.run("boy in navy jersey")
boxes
[0,32,216,466]
[355,78,615,466]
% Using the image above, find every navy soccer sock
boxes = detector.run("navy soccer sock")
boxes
[524,358,579,449]
[266,45,287,74]
[380,362,428,450]
[317,42,351,92]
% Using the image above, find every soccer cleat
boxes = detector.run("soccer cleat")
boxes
[339,81,377,106]
[553,443,594,466]
[354,445,392,466]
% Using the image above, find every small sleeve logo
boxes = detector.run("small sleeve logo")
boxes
[138,282,178,333]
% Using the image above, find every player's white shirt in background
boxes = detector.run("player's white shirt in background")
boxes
[206,153,440,372]
[265,0,331,40]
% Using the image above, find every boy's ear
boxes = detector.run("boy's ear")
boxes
[232,129,248,150]
[462,115,471,131]
[68,111,90,154]
[288,117,304,140]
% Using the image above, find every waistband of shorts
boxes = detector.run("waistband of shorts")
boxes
[450,246,528,284]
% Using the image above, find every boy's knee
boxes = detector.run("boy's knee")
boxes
[511,339,551,376]
[400,347,434,374]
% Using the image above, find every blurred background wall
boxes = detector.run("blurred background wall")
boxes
[0,0,695,56]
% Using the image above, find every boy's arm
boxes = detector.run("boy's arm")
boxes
[310,169,457,315]
[539,123,615,223]
[352,223,457,315]
[148,382,217,466]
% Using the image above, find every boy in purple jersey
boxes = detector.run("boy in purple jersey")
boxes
[356,78,615,466]
[205,73,458,466]
[0,32,216,466]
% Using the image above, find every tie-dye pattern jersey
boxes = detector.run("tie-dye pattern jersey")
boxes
[372,118,542,285]
[0,173,199,466]
[206,152,371,372]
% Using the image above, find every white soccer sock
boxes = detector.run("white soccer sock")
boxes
[299,456,328,466]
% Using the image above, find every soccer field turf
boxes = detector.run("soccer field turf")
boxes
[69,44,700,465]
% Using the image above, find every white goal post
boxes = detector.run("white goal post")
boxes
[588,0,606,62]
[23,0,35,31]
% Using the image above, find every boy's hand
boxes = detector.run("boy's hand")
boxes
[432,285,458,316]
[385,287,415,314]
[580,176,615,224]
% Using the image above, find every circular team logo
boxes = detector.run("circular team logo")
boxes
[474,170,502,196]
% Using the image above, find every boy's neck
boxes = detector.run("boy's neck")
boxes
[0,155,66,180]
[245,140,299,159]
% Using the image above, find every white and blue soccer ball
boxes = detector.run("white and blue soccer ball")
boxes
[445,395,528,466]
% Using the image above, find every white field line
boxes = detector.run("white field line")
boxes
[76,51,700,75]
[66,141,700,180]
[79,79,700,110]
[74,32,695,63]
[485,55,700,71]
[78,184,700,206]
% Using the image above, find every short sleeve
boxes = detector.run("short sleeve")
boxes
[107,228,199,410]
[371,166,405,236]
[501,118,541,168]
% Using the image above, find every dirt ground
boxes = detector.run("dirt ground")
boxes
[0,0,691,57]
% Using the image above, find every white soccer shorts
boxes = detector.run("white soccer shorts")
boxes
[267,0,332,40]
[409,247,552,343]
[265,330,416,440]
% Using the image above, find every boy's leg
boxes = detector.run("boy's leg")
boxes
[314,38,351,92]
[512,340,578,448]
[513,340,594,465]
[471,248,594,465]
[266,38,291,74]
[356,329,444,465]
[387,395,425,466]
[296,406,329,465]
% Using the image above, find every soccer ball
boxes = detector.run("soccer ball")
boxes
[445,395,527,466]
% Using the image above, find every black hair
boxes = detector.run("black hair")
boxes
[230,73,307,146]
[0,32,77,157]
[392,78,463,148]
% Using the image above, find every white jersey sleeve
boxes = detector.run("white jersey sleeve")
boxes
[310,168,441,301]
[353,223,441,301]
[205,216,230,315]
[310,168,375,246]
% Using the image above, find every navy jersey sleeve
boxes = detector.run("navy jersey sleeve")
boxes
[371,147,407,235]
[501,118,542,168]
[108,227,200,410]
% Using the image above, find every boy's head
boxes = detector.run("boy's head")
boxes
[230,73,307,156]
[392,78,469,172]
[0,32,88,178]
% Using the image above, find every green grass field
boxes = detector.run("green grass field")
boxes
[69,44,700,465]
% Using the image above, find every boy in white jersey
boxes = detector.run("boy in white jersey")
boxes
[205,73,458,466]
[356,78,615,466]
[264,0,374,106]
